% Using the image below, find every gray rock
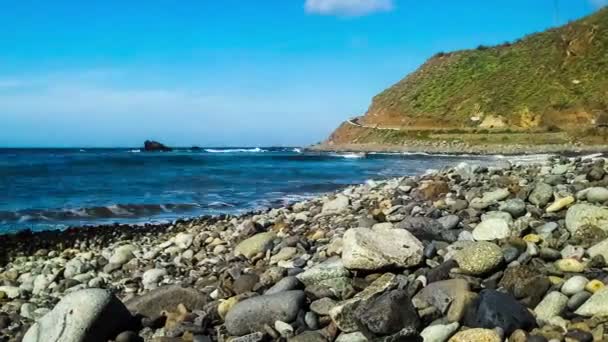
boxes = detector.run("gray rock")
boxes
[23,288,133,342]
[109,244,137,265]
[437,215,460,230]
[335,332,368,342]
[225,290,305,336]
[322,195,350,213]
[470,188,510,209]
[141,268,167,290]
[264,276,302,295]
[310,297,337,316]
[356,289,420,335]
[588,238,608,263]
[534,291,568,325]
[575,287,608,316]
[125,285,207,317]
[529,183,553,207]
[63,258,88,279]
[587,187,608,204]
[568,291,592,311]
[565,204,608,234]
[174,232,194,249]
[499,198,527,218]
[0,286,20,299]
[342,228,423,270]
[296,258,350,286]
[234,232,276,259]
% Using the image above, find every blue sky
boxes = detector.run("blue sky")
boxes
[0,0,604,147]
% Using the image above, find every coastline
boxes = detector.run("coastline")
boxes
[2,154,608,341]
[308,142,608,155]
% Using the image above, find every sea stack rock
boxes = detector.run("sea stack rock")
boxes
[144,140,172,152]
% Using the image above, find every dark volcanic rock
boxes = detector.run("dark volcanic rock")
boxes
[144,140,172,152]
[463,289,536,335]
[396,216,457,242]
[356,289,420,336]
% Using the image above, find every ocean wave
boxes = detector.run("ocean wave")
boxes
[205,148,267,153]
[292,148,302,153]
[128,149,141,153]
[331,152,366,159]
[579,153,605,160]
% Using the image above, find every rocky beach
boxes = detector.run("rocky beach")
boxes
[0,154,607,341]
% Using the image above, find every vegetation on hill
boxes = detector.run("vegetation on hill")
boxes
[325,8,608,148]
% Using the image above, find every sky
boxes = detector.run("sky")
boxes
[0,0,605,147]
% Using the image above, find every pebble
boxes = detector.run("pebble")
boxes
[453,242,503,275]
[561,276,589,296]
[448,328,501,342]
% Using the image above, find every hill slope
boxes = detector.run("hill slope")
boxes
[322,8,608,151]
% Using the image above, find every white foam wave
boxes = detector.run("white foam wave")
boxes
[332,152,366,159]
[292,148,302,153]
[205,148,267,153]
[128,149,141,153]
[580,153,604,160]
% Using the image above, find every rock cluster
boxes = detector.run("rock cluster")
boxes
[1,155,608,341]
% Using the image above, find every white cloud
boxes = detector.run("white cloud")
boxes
[590,0,608,8]
[305,0,394,17]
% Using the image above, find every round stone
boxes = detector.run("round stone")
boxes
[561,276,589,296]
[453,242,503,275]
[555,259,585,273]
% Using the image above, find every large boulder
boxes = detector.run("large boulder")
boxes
[356,289,420,336]
[565,204,608,234]
[143,140,172,152]
[224,290,305,336]
[23,288,133,342]
[342,228,423,270]
[125,285,207,317]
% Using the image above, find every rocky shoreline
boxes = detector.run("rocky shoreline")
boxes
[2,155,608,341]
[308,142,608,155]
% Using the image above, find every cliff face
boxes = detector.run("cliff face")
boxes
[326,8,608,147]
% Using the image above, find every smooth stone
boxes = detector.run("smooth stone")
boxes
[448,328,501,342]
[565,204,608,234]
[125,285,207,317]
[322,195,349,213]
[274,320,294,338]
[546,196,575,213]
[437,215,460,230]
[355,289,420,335]
[567,291,592,311]
[534,291,568,325]
[310,297,337,316]
[463,289,536,335]
[304,312,319,330]
[335,332,368,342]
[587,238,608,262]
[23,288,133,342]
[234,232,276,259]
[115,331,143,342]
[420,322,459,342]
[575,287,608,316]
[264,276,302,295]
[412,279,472,323]
[232,274,260,295]
[499,198,527,218]
[109,244,137,265]
[342,227,423,270]
[472,218,510,241]
[561,276,589,296]
[453,241,503,275]
[555,259,585,273]
[289,331,328,342]
[470,188,510,209]
[529,183,553,207]
[270,247,298,264]
[142,268,167,290]
[20,303,37,320]
[586,187,608,203]
[225,290,305,336]
[64,258,88,279]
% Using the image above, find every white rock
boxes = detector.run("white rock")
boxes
[142,268,167,290]
[420,322,460,342]
[472,218,510,241]
[565,204,608,234]
[575,287,608,317]
[561,276,589,296]
[174,233,194,249]
[534,291,569,325]
[109,244,137,265]
[587,187,608,204]
[342,228,423,270]
[322,195,350,213]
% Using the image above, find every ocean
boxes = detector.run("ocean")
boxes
[0,147,558,233]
